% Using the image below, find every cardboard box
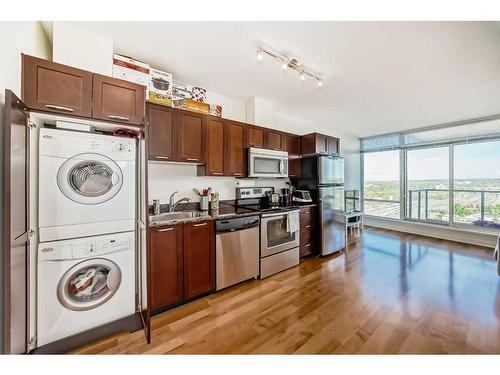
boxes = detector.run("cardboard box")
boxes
[172,81,192,109]
[148,68,173,106]
[176,98,210,115]
[112,54,149,98]
[210,104,222,117]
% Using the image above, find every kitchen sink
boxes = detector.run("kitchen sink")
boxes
[149,211,209,224]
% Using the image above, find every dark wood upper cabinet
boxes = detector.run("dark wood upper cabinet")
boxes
[265,129,283,150]
[22,54,92,117]
[204,117,225,175]
[225,121,246,177]
[176,110,206,163]
[92,73,145,125]
[315,134,328,154]
[327,137,340,155]
[301,133,340,156]
[149,225,183,311]
[147,103,175,161]
[284,134,301,178]
[183,221,215,300]
[246,126,265,148]
[284,134,301,155]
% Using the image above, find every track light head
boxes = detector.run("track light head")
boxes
[256,49,263,61]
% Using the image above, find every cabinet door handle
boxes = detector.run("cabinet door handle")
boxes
[305,243,311,247]
[233,172,243,176]
[193,223,207,227]
[212,172,223,175]
[155,156,170,160]
[186,158,199,161]
[108,115,130,121]
[305,225,311,228]
[46,104,74,112]
[158,227,174,232]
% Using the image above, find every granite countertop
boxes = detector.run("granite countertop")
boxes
[148,202,260,227]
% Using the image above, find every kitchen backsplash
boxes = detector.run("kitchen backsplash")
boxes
[148,162,289,205]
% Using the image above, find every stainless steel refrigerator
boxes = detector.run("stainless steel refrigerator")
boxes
[293,155,346,256]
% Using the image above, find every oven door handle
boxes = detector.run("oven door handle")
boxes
[261,210,299,218]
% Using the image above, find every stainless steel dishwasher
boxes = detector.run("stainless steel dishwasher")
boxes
[215,215,260,291]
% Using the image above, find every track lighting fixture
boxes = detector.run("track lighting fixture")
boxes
[255,45,323,88]
[256,49,264,61]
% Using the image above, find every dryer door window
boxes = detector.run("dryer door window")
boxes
[57,258,122,311]
[57,153,124,205]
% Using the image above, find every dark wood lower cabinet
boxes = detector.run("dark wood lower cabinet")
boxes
[183,221,215,300]
[149,220,215,313]
[149,225,183,311]
[299,205,317,258]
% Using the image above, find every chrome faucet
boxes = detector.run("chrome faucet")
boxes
[153,199,161,215]
[169,191,190,212]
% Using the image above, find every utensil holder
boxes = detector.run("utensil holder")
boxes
[200,196,209,211]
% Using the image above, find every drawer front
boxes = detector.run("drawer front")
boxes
[300,227,313,245]
[299,206,315,228]
[260,247,299,279]
[300,242,313,258]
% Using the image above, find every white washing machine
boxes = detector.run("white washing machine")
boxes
[39,128,136,242]
[37,231,136,347]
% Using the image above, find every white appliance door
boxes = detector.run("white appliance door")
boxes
[56,153,123,205]
[57,258,122,311]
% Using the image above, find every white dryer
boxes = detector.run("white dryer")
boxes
[37,231,136,347]
[39,128,136,242]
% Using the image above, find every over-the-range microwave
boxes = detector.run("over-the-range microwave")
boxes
[248,147,288,178]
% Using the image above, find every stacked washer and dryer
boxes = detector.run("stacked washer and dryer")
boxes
[37,127,137,347]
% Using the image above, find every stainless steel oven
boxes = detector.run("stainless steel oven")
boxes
[248,147,288,178]
[260,210,300,278]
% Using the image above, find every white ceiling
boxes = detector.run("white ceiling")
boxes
[69,21,500,138]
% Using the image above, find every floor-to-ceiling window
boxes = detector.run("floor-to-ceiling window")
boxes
[361,116,500,231]
[406,147,449,223]
[363,150,400,218]
[453,140,500,228]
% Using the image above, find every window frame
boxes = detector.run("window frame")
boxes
[361,138,500,232]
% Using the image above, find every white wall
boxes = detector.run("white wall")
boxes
[148,162,288,204]
[52,22,113,75]
[205,90,246,122]
[0,20,51,354]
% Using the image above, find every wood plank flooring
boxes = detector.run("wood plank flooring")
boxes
[72,227,500,354]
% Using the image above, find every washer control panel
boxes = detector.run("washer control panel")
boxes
[89,140,134,154]
[72,237,131,258]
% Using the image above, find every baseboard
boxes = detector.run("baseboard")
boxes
[31,313,144,354]
[364,216,498,248]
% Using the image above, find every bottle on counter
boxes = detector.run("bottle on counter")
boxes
[210,192,220,211]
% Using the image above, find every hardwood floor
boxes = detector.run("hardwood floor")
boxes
[72,227,500,354]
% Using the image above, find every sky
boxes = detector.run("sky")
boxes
[364,140,500,182]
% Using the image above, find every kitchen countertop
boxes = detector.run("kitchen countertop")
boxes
[148,202,261,227]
